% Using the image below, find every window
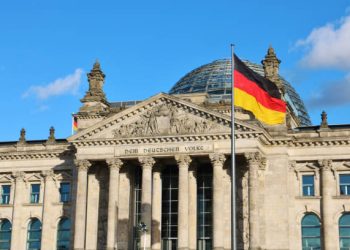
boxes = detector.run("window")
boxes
[57,218,71,250]
[161,167,178,250]
[339,213,350,250]
[0,219,11,250]
[133,167,142,250]
[0,185,10,204]
[59,183,70,203]
[30,184,40,203]
[301,213,321,250]
[27,218,42,250]
[302,175,315,196]
[340,174,350,195]
[197,167,212,250]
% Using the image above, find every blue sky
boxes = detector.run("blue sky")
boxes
[1,0,350,141]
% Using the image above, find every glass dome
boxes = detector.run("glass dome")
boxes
[169,59,311,126]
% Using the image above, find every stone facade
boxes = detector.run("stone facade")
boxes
[0,51,350,250]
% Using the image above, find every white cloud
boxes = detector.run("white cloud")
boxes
[296,15,350,70]
[23,68,84,99]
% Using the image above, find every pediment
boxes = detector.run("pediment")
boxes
[69,93,263,142]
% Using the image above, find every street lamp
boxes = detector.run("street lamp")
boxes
[137,222,148,250]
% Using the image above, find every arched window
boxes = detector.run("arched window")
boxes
[0,219,11,250]
[301,213,321,250]
[27,218,42,250]
[57,218,71,250]
[339,213,350,249]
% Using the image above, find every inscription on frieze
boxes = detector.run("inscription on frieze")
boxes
[117,144,214,156]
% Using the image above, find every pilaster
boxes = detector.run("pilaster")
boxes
[245,152,266,250]
[73,159,91,250]
[106,158,123,250]
[138,156,155,250]
[319,159,336,250]
[210,153,226,250]
[175,155,192,250]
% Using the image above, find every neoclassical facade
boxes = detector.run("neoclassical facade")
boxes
[0,47,350,250]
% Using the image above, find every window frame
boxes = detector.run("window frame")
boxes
[301,213,322,250]
[59,182,71,203]
[339,173,350,196]
[27,218,42,250]
[0,185,11,205]
[56,217,71,250]
[30,183,41,204]
[302,175,315,197]
[0,219,12,250]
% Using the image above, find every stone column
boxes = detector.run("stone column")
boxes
[41,170,55,249]
[245,152,265,250]
[151,165,162,250]
[188,162,197,250]
[139,157,155,250]
[210,153,226,250]
[175,155,192,250]
[11,171,25,250]
[73,159,91,250]
[106,158,123,250]
[319,159,336,249]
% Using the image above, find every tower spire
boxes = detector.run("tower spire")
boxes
[262,45,284,93]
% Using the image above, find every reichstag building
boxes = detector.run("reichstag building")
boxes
[0,47,349,250]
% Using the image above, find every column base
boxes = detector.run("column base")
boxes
[178,248,189,250]
[213,248,224,250]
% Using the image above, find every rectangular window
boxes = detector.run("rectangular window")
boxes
[59,183,70,203]
[302,175,315,196]
[30,184,40,203]
[0,185,10,204]
[340,174,350,195]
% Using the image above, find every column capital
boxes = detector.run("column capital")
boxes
[74,159,92,171]
[12,171,25,182]
[318,159,333,171]
[138,156,155,169]
[245,152,266,170]
[209,153,226,167]
[41,170,55,181]
[106,158,123,170]
[175,155,192,169]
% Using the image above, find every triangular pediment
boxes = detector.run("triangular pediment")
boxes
[69,93,263,142]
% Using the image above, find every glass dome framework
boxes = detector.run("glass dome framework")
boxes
[169,59,311,126]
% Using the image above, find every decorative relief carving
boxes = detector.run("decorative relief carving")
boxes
[106,158,123,170]
[74,159,91,171]
[112,103,222,138]
[209,153,226,167]
[138,157,155,169]
[175,155,192,168]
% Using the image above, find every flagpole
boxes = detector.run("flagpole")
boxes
[231,44,237,250]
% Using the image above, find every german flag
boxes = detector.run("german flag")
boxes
[72,114,78,132]
[234,55,286,125]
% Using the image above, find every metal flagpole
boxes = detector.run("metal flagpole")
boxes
[231,44,237,250]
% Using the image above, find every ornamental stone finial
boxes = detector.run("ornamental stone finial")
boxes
[106,158,123,170]
[18,128,26,144]
[175,155,192,168]
[138,157,155,169]
[261,45,284,93]
[209,153,226,167]
[320,111,328,128]
[46,126,56,144]
[81,60,106,103]
[74,159,92,171]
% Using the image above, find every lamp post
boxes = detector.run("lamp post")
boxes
[138,222,148,250]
